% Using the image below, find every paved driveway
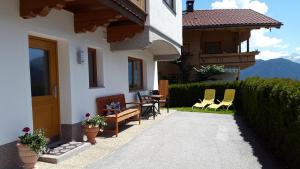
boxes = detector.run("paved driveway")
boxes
[88,112,283,169]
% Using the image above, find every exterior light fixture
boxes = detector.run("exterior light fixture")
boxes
[77,49,85,64]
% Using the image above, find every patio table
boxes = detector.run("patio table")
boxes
[150,95,164,115]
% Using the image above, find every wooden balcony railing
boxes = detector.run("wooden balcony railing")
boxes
[130,0,146,12]
[199,52,259,69]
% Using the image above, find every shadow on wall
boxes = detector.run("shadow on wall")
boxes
[233,114,287,169]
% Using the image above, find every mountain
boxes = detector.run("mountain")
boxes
[240,58,300,80]
[285,53,300,64]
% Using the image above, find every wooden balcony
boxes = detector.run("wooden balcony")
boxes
[199,52,259,69]
[20,0,147,43]
[130,0,146,12]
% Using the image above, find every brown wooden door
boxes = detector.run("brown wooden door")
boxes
[29,36,60,139]
[159,80,169,97]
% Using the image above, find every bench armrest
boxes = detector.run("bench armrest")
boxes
[126,102,141,105]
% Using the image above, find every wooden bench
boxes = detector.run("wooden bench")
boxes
[96,94,141,137]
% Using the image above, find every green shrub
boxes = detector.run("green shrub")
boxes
[236,78,300,169]
[169,78,300,168]
[169,81,240,107]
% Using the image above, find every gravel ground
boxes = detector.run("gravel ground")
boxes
[36,109,174,169]
[88,112,284,169]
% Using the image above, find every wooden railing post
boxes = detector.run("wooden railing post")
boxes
[247,39,250,53]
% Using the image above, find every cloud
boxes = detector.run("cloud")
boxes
[296,47,300,52]
[256,51,288,60]
[211,0,268,14]
[211,0,238,9]
[251,29,284,48]
[285,53,300,63]
[211,0,287,61]
[246,0,268,14]
[257,51,300,63]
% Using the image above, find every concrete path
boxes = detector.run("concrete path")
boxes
[88,112,283,169]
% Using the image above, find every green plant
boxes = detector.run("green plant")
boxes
[172,107,235,115]
[169,81,239,107]
[235,77,300,169]
[193,65,225,81]
[82,113,107,128]
[168,78,300,168]
[169,53,193,83]
[18,127,47,153]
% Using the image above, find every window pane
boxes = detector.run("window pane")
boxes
[29,48,50,96]
[133,61,142,88]
[205,42,221,54]
[88,48,98,87]
[88,55,93,86]
[165,0,174,9]
[128,58,143,90]
[128,61,133,87]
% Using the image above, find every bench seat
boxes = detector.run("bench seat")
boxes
[96,94,141,137]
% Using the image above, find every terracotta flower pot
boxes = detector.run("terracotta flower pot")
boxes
[16,143,39,169]
[83,126,100,145]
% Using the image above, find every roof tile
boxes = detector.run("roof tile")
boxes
[183,9,282,29]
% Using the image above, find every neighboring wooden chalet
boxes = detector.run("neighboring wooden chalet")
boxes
[0,0,182,168]
[159,0,282,82]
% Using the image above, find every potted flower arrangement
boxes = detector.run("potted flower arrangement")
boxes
[82,113,106,144]
[17,127,47,169]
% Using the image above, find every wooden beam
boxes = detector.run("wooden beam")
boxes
[74,9,121,33]
[20,0,146,43]
[107,21,144,43]
[20,0,75,18]
[98,0,146,25]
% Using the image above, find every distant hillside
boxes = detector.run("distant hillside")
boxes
[240,58,300,80]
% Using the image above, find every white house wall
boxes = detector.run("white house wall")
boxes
[148,0,183,47]
[0,0,157,145]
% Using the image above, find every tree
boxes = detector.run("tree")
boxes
[193,65,225,81]
[169,53,193,83]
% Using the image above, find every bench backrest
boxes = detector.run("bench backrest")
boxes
[96,94,126,116]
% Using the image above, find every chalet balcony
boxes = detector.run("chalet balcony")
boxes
[20,0,147,43]
[199,51,259,69]
[130,0,146,11]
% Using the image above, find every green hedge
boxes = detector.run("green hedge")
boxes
[236,78,300,169]
[169,78,300,168]
[169,81,240,107]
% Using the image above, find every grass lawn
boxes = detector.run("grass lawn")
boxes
[172,107,235,115]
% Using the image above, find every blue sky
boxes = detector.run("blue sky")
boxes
[182,0,300,63]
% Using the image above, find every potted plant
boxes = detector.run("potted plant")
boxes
[17,127,47,169]
[82,113,106,144]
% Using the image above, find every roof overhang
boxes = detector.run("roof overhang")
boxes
[19,0,147,43]
[183,23,283,30]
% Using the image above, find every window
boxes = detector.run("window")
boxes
[128,57,143,91]
[88,48,98,88]
[205,42,222,54]
[163,0,176,12]
[29,48,50,96]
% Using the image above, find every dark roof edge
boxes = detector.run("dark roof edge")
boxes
[183,23,283,30]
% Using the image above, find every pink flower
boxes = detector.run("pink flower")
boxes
[22,127,30,133]
[85,113,91,118]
